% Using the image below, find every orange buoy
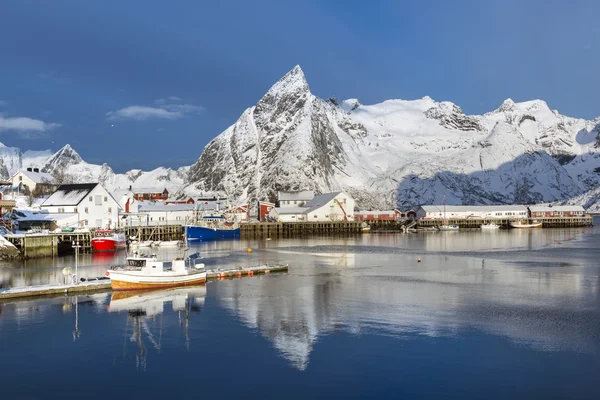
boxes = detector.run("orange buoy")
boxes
[237,271,242,277]
[105,271,110,277]
[265,269,270,274]
[248,270,254,276]
[247,248,252,253]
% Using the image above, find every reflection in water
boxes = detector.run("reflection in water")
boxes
[107,286,206,370]
[215,246,600,370]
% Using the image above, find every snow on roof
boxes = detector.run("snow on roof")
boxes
[356,210,397,215]
[41,183,98,206]
[272,207,309,215]
[304,192,344,213]
[278,190,314,201]
[14,209,76,222]
[529,204,585,212]
[132,187,168,193]
[138,203,197,212]
[16,170,56,184]
[111,189,133,200]
[420,205,528,213]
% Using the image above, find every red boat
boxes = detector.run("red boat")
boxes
[91,230,127,252]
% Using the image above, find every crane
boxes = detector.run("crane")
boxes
[335,199,348,222]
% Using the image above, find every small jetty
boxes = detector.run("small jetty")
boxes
[0,264,288,301]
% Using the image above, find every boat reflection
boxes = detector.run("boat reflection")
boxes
[108,286,206,370]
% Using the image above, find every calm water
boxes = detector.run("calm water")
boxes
[1,225,599,399]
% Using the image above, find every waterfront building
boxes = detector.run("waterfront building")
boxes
[270,192,355,222]
[277,190,314,207]
[529,204,586,218]
[40,183,119,229]
[9,168,57,195]
[417,205,528,220]
[355,210,402,221]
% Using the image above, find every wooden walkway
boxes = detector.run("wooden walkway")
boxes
[240,221,364,238]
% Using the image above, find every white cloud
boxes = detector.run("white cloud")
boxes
[0,114,60,133]
[107,101,204,121]
[168,96,182,102]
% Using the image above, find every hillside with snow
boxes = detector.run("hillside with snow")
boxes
[186,66,600,210]
[2,65,600,211]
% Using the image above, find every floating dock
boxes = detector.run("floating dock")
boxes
[0,264,288,300]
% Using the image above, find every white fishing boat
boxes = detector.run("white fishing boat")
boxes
[361,222,371,233]
[510,220,542,229]
[439,224,459,231]
[156,240,182,247]
[438,195,460,231]
[480,222,500,230]
[106,252,206,291]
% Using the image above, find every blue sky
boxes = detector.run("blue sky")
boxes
[0,0,599,172]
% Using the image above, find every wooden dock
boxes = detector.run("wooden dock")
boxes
[416,215,594,229]
[240,221,364,238]
[0,264,288,300]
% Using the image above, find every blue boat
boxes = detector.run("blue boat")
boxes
[184,215,240,242]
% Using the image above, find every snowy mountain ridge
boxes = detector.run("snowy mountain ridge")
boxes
[185,65,600,210]
[2,65,600,211]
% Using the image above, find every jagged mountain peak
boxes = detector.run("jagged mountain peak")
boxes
[42,143,83,173]
[261,65,310,100]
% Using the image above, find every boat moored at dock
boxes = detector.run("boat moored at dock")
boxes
[106,253,207,291]
[480,222,500,230]
[510,220,543,229]
[185,216,240,242]
[91,230,127,252]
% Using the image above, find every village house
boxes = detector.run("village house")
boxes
[225,204,249,222]
[121,203,197,227]
[10,168,57,195]
[40,183,119,229]
[529,204,586,218]
[355,210,402,221]
[258,201,275,221]
[277,190,314,207]
[269,192,355,222]
[111,189,140,214]
[132,187,169,201]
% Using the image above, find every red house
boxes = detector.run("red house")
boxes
[225,204,249,222]
[132,188,169,201]
[165,197,195,205]
[259,201,275,221]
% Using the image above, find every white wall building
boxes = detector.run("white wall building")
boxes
[111,189,140,214]
[10,168,56,194]
[122,203,197,226]
[270,192,355,222]
[417,205,528,220]
[40,183,120,229]
[278,190,314,208]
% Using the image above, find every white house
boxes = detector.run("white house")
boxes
[417,205,528,220]
[122,203,197,226]
[10,168,56,194]
[40,183,120,229]
[270,192,355,222]
[278,190,314,207]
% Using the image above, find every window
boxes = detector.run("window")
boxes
[104,196,108,202]
[95,195,102,205]
[74,208,77,213]
[291,216,295,219]
[89,196,92,202]
[85,207,88,213]
[84,219,88,226]
[19,176,22,181]
[374,214,379,219]
[108,207,112,213]
[58,207,64,213]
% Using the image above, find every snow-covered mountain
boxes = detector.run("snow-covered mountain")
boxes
[0,142,187,196]
[2,65,600,210]
[186,65,600,210]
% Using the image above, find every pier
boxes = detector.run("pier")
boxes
[416,215,594,229]
[240,221,364,238]
[0,264,288,300]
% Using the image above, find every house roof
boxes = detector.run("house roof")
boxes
[41,183,98,206]
[304,192,344,213]
[420,205,528,213]
[529,204,585,212]
[138,203,197,212]
[14,170,56,184]
[278,190,314,201]
[272,207,309,215]
[132,187,168,194]
[356,210,397,215]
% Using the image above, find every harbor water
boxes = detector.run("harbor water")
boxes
[0,223,599,399]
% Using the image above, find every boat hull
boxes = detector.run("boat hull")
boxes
[481,224,500,230]
[510,222,542,228]
[108,270,207,291]
[185,225,240,242]
[439,225,459,231]
[92,238,127,252]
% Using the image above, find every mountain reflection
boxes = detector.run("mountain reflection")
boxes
[215,248,600,370]
[108,286,206,370]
